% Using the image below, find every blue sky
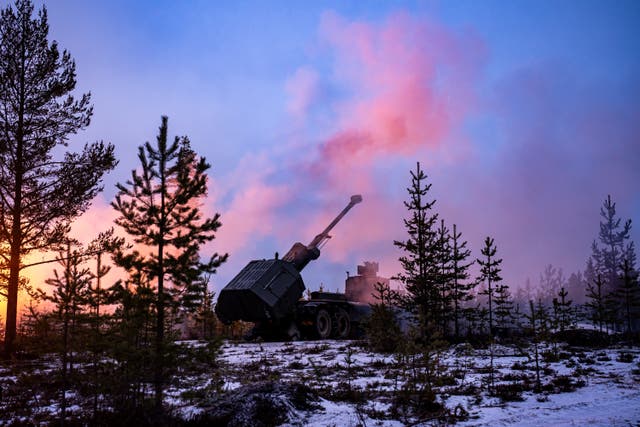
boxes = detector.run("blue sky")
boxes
[14,0,640,295]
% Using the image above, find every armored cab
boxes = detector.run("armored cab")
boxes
[215,259,304,323]
[215,195,363,335]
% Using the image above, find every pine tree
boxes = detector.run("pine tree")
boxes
[494,284,514,333]
[40,238,92,424]
[0,0,116,357]
[477,237,503,336]
[555,287,573,332]
[593,195,632,289]
[436,219,452,334]
[587,195,636,332]
[449,224,474,339]
[86,229,123,326]
[366,282,401,353]
[394,162,441,336]
[194,287,217,340]
[105,277,156,413]
[524,300,542,392]
[616,258,640,334]
[112,116,227,413]
[86,229,123,419]
[585,273,606,333]
[534,299,551,338]
[181,273,217,339]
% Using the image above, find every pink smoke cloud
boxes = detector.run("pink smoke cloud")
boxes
[285,66,320,121]
[211,12,486,289]
[315,12,483,167]
[215,179,291,256]
[208,151,293,256]
[69,195,120,241]
[294,12,485,258]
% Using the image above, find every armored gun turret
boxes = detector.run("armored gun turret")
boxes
[215,195,367,340]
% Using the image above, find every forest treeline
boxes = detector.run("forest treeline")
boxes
[368,162,639,349]
[359,160,639,418]
[0,0,639,425]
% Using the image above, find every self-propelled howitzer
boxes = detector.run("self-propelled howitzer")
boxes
[215,195,367,340]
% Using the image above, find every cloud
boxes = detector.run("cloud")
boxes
[290,12,485,263]
[430,62,640,287]
[69,195,120,241]
[211,11,486,288]
[214,176,291,257]
[488,64,640,282]
[210,11,639,295]
[313,12,483,172]
[285,67,320,121]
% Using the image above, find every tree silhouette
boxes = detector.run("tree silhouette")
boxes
[554,286,573,333]
[494,284,514,332]
[616,258,639,334]
[112,116,227,413]
[586,195,637,331]
[435,219,452,334]
[591,195,632,290]
[585,272,606,333]
[477,237,503,336]
[366,281,401,353]
[394,162,441,336]
[40,238,92,424]
[449,224,474,339]
[0,0,116,356]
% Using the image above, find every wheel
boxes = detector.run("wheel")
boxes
[333,308,351,339]
[315,308,332,339]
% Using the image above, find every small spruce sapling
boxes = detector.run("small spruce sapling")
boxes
[616,258,640,335]
[524,300,542,392]
[586,273,606,333]
[477,237,503,336]
[555,287,573,333]
[494,284,515,335]
[449,224,475,340]
[366,281,401,353]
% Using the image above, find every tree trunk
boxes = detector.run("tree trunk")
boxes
[61,312,69,426]
[154,148,167,414]
[488,274,493,335]
[3,137,23,359]
[3,32,26,359]
[93,252,101,419]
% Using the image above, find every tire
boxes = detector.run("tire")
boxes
[316,308,332,339]
[333,308,351,339]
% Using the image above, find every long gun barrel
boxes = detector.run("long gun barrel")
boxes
[307,194,363,249]
[283,195,363,271]
[215,194,363,324]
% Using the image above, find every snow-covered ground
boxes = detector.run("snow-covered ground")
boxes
[207,340,640,426]
[1,340,639,425]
